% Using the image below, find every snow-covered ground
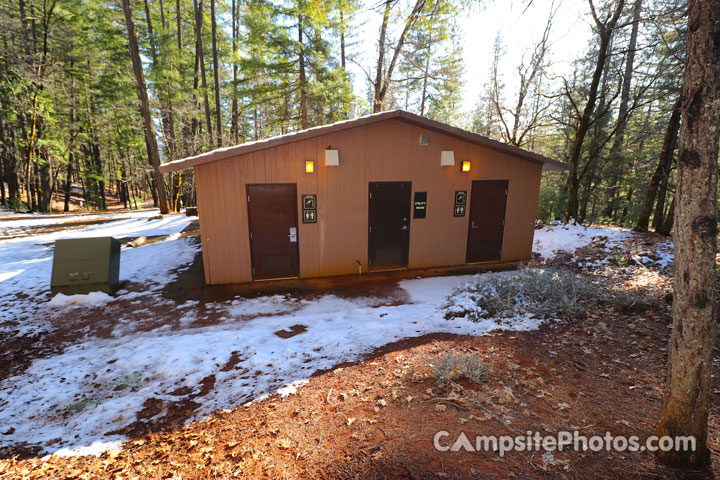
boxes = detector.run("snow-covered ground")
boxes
[533,221,631,259]
[0,210,196,329]
[534,221,674,270]
[0,212,670,457]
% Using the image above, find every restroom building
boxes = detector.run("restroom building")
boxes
[159,110,568,284]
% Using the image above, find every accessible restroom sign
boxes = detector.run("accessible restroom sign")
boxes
[302,194,317,223]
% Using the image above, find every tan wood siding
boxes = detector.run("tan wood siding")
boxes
[195,118,542,284]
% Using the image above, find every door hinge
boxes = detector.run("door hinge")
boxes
[252,267,255,274]
[250,232,253,239]
[502,220,505,226]
[369,192,372,199]
[505,188,508,195]
[247,195,251,203]
[369,226,372,233]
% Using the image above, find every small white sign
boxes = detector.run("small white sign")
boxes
[441,150,455,166]
[325,149,339,166]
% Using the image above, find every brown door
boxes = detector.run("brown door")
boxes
[466,180,508,263]
[247,184,299,280]
[368,182,411,270]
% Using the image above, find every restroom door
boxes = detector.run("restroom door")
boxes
[466,180,508,263]
[247,184,299,280]
[368,182,411,270]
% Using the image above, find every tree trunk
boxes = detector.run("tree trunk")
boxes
[144,0,177,161]
[420,53,430,116]
[372,0,426,113]
[194,0,213,145]
[176,0,182,50]
[655,0,720,467]
[0,116,9,207]
[0,116,19,207]
[121,0,170,214]
[602,0,642,217]
[579,38,614,224]
[63,153,73,212]
[340,10,346,69]
[0,143,5,206]
[158,0,166,27]
[298,14,309,129]
[634,98,681,231]
[64,73,76,213]
[231,0,239,144]
[38,147,53,212]
[566,0,625,220]
[652,161,672,231]
[373,0,391,113]
[657,195,674,236]
[91,137,106,210]
[210,0,222,146]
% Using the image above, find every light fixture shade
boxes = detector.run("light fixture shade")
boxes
[462,160,471,172]
[325,149,339,166]
[305,160,314,173]
[419,134,429,146]
[441,150,455,166]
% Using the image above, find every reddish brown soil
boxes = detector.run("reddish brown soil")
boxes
[1,227,718,479]
[2,275,719,479]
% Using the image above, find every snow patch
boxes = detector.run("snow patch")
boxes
[533,222,631,259]
[277,379,310,397]
[51,440,124,458]
[0,274,542,456]
[49,292,114,307]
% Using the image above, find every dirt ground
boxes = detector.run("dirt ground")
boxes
[1,229,719,479]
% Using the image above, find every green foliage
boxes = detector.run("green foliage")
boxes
[0,0,693,225]
[537,172,568,222]
[238,0,354,136]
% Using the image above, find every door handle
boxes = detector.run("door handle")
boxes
[400,225,409,231]
[288,227,297,242]
[471,221,478,229]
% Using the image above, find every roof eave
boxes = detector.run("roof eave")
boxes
[158,110,570,173]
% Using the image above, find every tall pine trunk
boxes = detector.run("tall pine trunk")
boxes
[231,0,239,144]
[652,159,673,231]
[194,0,213,145]
[298,14,309,129]
[634,98,681,232]
[372,0,425,113]
[373,0,391,113]
[339,10,346,69]
[602,0,642,217]
[210,0,222,146]
[566,0,625,220]
[0,142,4,206]
[144,0,177,162]
[121,0,170,214]
[64,72,76,212]
[657,195,674,235]
[655,0,720,467]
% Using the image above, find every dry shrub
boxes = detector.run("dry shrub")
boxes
[443,266,607,321]
[429,353,490,385]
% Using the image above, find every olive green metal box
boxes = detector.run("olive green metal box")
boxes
[51,237,121,295]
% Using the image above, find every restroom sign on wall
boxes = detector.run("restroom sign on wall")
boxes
[302,194,317,223]
[454,190,467,217]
